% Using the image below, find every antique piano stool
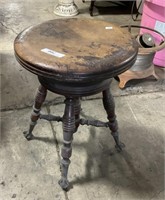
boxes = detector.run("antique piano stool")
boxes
[14,18,138,190]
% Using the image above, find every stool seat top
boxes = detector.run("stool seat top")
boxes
[14,18,138,82]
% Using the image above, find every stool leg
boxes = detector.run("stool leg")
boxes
[102,89,125,151]
[74,98,81,132]
[23,85,47,140]
[59,98,76,190]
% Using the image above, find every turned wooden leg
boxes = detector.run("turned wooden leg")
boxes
[74,98,81,132]
[102,88,125,151]
[58,97,75,190]
[23,85,47,140]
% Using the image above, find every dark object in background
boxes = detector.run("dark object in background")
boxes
[82,0,137,16]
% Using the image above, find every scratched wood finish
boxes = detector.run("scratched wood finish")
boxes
[14,18,138,82]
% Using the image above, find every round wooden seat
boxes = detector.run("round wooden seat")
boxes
[14,18,138,83]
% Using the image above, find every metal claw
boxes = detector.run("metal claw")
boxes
[23,131,34,141]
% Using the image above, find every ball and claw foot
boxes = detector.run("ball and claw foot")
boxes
[115,142,125,152]
[58,178,70,191]
[23,131,34,141]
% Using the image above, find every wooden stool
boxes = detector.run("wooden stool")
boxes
[14,18,138,190]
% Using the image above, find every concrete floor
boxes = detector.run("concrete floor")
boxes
[0,0,165,199]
